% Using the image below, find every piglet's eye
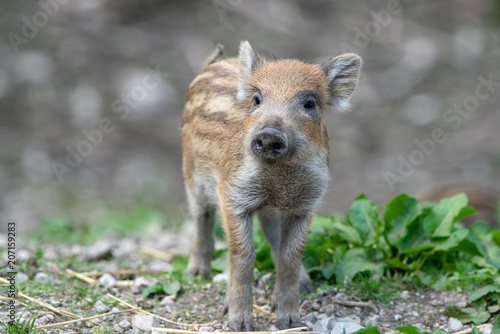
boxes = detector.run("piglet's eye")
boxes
[303,99,315,109]
[253,95,261,105]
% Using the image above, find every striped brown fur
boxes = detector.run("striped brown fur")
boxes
[182,41,361,331]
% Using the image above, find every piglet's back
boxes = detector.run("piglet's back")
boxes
[181,57,246,186]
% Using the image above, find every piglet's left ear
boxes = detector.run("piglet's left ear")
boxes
[322,53,362,112]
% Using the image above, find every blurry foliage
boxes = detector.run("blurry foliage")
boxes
[34,205,168,245]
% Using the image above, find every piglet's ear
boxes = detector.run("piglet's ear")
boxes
[322,53,362,112]
[237,41,261,100]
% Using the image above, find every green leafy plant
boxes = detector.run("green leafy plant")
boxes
[301,193,500,324]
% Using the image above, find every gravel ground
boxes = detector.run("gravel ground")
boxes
[0,230,496,334]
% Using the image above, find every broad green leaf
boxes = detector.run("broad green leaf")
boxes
[471,327,481,334]
[171,256,188,276]
[386,258,413,272]
[460,308,491,325]
[320,261,335,280]
[347,198,379,246]
[141,283,163,297]
[211,249,228,272]
[493,315,500,333]
[488,305,500,313]
[335,248,382,282]
[394,326,424,334]
[423,193,468,237]
[455,233,487,257]
[355,328,382,334]
[492,230,500,246]
[398,216,431,253]
[384,194,421,246]
[468,222,492,241]
[469,284,500,302]
[332,221,363,244]
[163,280,181,296]
[455,205,478,222]
[433,228,469,251]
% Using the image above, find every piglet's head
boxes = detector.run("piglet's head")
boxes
[237,41,362,163]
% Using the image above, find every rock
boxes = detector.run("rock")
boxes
[448,318,463,332]
[304,321,314,330]
[330,319,364,334]
[113,324,124,333]
[34,272,53,285]
[132,315,159,333]
[479,324,492,334]
[394,314,402,321]
[95,300,109,313]
[99,273,117,287]
[119,320,132,329]
[160,296,175,305]
[313,317,336,334]
[364,315,380,326]
[303,312,317,323]
[268,325,279,331]
[212,272,229,283]
[85,239,114,260]
[400,290,410,300]
[311,302,321,311]
[111,307,120,313]
[16,272,29,284]
[199,326,214,332]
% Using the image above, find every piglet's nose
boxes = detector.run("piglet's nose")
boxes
[251,126,288,162]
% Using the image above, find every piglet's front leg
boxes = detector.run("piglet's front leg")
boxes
[273,214,311,329]
[220,200,256,331]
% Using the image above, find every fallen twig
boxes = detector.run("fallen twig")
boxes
[37,309,134,329]
[106,293,217,330]
[81,269,166,277]
[331,298,378,314]
[151,326,311,334]
[140,246,189,261]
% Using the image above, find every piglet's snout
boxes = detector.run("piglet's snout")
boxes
[251,126,290,162]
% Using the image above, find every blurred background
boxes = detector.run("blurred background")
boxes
[1,0,499,236]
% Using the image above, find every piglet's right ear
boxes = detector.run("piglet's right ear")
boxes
[237,41,261,100]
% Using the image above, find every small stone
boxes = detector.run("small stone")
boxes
[303,312,317,323]
[99,273,117,287]
[111,307,120,313]
[160,296,175,305]
[113,324,124,333]
[119,320,132,329]
[34,272,53,285]
[313,317,335,334]
[400,290,410,300]
[448,318,463,332]
[394,314,402,321]
[94,300,109,313]
[364,315,380,326]
[330,321,364,334]
[304,321,314,330]
[212,272,229,283]
[85,239,113,260]
[311,302,321,311]
[132,276,161,293]
[132,314,159,333]
[268,325,279,331]
[199,326,214,332]
[479,323,492,334]
[16,272,29,284]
